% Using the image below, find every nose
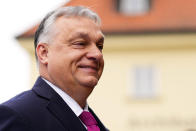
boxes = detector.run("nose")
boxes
[86,44,103,61]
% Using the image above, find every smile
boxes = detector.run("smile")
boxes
[78,65,98,72]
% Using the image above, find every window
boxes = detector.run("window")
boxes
[116,0,151,15]
[130,65,159,99]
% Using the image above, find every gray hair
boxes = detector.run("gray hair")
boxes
[34,6,101,57]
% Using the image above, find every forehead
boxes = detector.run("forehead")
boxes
[54,16,104,39]
[55,16,102,33]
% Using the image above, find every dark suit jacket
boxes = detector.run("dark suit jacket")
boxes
[0,77,108,131]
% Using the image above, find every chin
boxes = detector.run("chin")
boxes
[79,77,99,88]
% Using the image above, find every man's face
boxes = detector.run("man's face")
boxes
[46,16,104,91]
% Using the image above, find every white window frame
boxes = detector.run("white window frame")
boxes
[118,0,151,15]
[128,65,159,99]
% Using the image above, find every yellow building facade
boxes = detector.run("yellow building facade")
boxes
[17,33,196,131]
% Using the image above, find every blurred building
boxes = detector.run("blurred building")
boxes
[17,0,196,131]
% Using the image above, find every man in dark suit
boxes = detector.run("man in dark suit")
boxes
[0,6,108,131]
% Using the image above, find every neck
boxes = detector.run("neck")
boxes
[63,86,93,109]
[39,68,94,109]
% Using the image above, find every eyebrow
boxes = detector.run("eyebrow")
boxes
[68,32,104,43]
[68,32,90,42]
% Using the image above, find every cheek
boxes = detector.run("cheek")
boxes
[48,53,67,73]
[69,51,86,64]
[64,53,83,73]
[101,58,104,69]
[48,59,61,74]
[98,59,104,74]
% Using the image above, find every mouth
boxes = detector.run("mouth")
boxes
[78,65,98,71]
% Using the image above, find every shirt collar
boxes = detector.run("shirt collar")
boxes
[42,77,88,116]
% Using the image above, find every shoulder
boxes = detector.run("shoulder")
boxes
[0,102,31,131]
[0,88,50,117]
[0,88,50,130]
[0,77,63,131]
[1,90,43,112]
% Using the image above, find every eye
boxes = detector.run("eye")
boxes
[72,41,86,48]
[75,42,85,45]
[97,44,103,51]
[96,37,104,51]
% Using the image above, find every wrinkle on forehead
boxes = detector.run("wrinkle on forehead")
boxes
[52,16,104,42]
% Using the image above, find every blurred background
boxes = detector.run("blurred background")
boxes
[1,0,196,131]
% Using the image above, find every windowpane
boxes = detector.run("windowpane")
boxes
[117,0,151,15]
[131,65,158,99]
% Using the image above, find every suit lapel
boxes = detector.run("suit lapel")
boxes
[47,94,87,131]
[89,107,109,131]
[33,77,87,131]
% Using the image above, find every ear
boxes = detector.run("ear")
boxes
[36,43,49,65]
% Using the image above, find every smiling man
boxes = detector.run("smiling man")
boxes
[0,6,108,131]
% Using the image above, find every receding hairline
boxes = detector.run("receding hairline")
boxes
[52,6,101,24]
[36,6,101,45]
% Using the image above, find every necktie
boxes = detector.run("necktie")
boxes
[79,111,100,131]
